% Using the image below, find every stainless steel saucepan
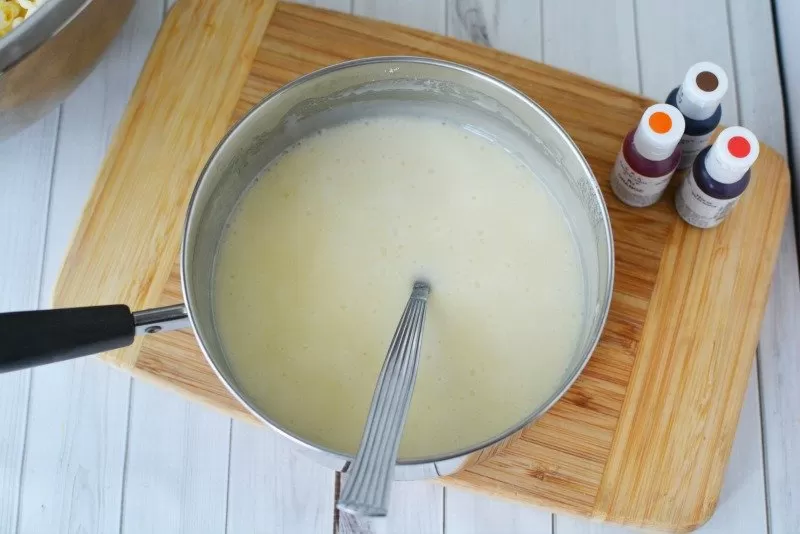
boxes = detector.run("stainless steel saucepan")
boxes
[0,57,614,479]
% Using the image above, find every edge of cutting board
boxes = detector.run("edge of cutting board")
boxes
[52,0,279,367]
[594,146,790,530]
[52,2,792,531]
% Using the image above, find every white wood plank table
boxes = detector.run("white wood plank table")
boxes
[1,0,797,532]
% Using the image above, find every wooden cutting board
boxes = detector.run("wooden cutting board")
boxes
[53,1,790,531]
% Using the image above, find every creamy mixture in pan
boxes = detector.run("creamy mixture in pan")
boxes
[214,116,585,459]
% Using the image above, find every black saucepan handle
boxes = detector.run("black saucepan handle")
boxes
[0,305,135,373]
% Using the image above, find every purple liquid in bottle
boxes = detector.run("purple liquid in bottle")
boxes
[689,146,751,199]
[675,126,760,228]
[611,103,685,207]
[621,130,682,177]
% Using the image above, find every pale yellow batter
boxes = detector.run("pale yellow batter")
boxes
[214,116,585,459]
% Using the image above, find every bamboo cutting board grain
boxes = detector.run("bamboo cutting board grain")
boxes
[53,1,790,531]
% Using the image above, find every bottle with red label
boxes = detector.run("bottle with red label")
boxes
[675,126,760,228]
[610,103,686,208]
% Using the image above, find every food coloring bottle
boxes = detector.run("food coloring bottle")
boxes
[675,126,759,229]
[610,103,685,207]
[667,62,729,170]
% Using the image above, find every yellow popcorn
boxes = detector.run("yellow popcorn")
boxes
[0,0,49,38]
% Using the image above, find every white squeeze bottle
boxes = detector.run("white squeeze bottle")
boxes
[675,126,760,229]
[666,62,729,170]
[610,103,685,207]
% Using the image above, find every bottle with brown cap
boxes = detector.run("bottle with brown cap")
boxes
[666,61,729,170]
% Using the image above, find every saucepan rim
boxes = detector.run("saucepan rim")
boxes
[181,56,615,469]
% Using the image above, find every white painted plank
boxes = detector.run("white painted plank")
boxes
[629,1,773,533]
[445,488,553,534]
[16,2,232,533]
[727,0,788,154]
[555,516,634,534]
[13,2,163,533]
[121,381,231,534]
[227,421,334,534]
[162,1,340,533]
[174,0,351,8]
[0,111,60,534]
[16,361,132,534]
[738,1,800,532]
[1,4,786,534]
[758,213,800,534]
[444,2,552,531]
[353,0,445,33]
[725,0,794,532]
[538,0,639,531]
[541,0,768,532]
[0,111,57,311]
[40,3,226,534]
[292,0,351,12]
[220,3,344,533]
[552,335,766,534]
[322,2,448,532]
[701,370,767,532]
[0,367,29,534]
[774,0,800,210]
[542,0,639,92]
[440,1,552,532]
[634,0,739,123]
[39,0,165,297]
[624,2,773,532]
[448,0,542,59]
[339,480,443,534]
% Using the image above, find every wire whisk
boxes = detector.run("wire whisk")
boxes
[337,280,431,517]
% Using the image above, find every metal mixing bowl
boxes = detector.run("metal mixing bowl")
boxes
[0,0,134,139]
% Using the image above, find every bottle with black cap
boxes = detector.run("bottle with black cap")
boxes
[675,126,760,228]
[666,61,729,170]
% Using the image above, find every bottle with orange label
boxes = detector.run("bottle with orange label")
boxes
[610,103,686,207]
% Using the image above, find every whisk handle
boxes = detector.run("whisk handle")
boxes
[337,282,430,517]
